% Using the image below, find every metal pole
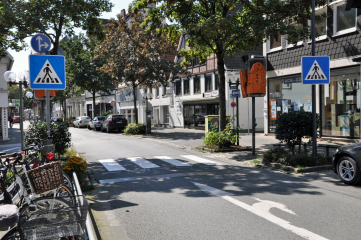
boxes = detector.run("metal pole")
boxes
[40,100,45,122]
[252,97,256,155]
[114,90,117,114]
[19,81,24,151]
[311,0,317,161]
[46,90,50,137]
[236,80,239,146]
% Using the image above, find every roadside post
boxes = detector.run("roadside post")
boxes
[230,88,240,145]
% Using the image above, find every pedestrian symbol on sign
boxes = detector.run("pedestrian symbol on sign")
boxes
[33,60,62,84]
[305,60,327,80]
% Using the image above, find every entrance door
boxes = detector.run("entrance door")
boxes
[154,108,159,126]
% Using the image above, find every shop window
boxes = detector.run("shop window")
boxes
[175,80,182,96]
[205,75,212,92]
[333,3,357,36]
[215,73,219,90]
[193,76,201,93]
[184,78,190,94]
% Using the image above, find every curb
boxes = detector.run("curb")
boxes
[269,163,333,173]
[195,146,252,153]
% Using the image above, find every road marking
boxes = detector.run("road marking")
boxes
[99,159,126,171]
[1,147,21,152]
[154,156,191,167]
[99,173,188,184]
[192,182,329,240]
[181,155,223,165]
[127,157,160,169]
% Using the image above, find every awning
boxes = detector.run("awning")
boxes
[181,97,219,105]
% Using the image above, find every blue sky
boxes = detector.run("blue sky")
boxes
[8,0,134,76]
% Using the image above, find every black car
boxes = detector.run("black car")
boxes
[101,114,128,133]
[333,143,361,185]
[51,117,63,123]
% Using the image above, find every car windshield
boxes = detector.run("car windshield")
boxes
[97,117,105,121]
[14,117,20,119]
[81,117,90,120]
[112,116,125,120]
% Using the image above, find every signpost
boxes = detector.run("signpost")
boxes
[302,56,330,84]
[32,102,38,108]
[31,34,51,53]
[231,102,236,108]
[110,101,116,107]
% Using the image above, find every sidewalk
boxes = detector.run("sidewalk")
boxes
[0,121,31,150]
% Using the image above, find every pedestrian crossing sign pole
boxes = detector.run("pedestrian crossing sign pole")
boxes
[29,55,66,90]
[301,56,330,84]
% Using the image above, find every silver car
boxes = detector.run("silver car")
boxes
[88,116,106,131]
[73,116,91,128]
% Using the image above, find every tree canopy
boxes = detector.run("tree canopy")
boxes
[131,0,327,130]
[95,12,187,123]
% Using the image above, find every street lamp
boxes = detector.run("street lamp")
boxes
[142,90,153,134]
[4,70,29,151]
[26,91,33,123]
[228,72,240,146]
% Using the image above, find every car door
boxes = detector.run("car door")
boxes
[104,116,111,128]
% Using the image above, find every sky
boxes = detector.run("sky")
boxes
[7,0,134,76]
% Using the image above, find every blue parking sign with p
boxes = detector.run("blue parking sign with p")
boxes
[302,56,330,84]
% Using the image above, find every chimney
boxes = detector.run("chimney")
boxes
[121,9,126,18]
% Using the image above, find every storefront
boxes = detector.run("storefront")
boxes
[267,66,361,138]
[183,102,219,128]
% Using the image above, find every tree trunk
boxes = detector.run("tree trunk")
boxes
[63,100,67,120]
[133,83,138,124]
[92,89,96,119]
[216,52,226,131]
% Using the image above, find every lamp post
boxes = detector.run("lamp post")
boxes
[143,91,153,134]
[228,72,240,146]
[4,70,29,151]
[26,91,33,123]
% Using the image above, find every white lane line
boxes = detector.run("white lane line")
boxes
[1,147,21,152]
[99,173,188,184]
[154,156,191,167]
[181,155,223,165]
[99,159,126,171]
[100,177,143,184]
[127,157,160,169]
[192,182,328,240]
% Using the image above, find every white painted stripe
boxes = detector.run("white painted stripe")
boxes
[99,159,126,171]
[154,156,191,167]
[191,182,234,197]
[127,157,160,169]
[100,177,143,184]
[181,155,222,165]
[2,147,21,152]
[192,182,328,240]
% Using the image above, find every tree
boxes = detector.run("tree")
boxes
[132,0,327,130]
[61,34,117,118]
[95,12,187,124]
[0,0,30,60]
[275,111,320,155]
[19,0,113,56]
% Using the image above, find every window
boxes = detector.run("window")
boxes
[187,60,192,69]
[156,85,160,97]
[269,34,282,51]
[334,3,357,36]
[205,75,212,92]
[193,76,201,93]
[287,23,304,47]
[315,11,327,39]
[193,56,199,67]
[184,78,190,94]
[175,80,182,96]
[215,73,219,90]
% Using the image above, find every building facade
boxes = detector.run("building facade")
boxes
[264,1,361,138]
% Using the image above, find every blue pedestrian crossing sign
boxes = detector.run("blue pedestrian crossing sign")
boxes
[29,55,66,90]
[302,56,330,84]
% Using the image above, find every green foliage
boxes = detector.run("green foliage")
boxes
[275,111,320,154]
[263,147,332,167]
[101,110,113,117]
[203,124,238,149]
[25,122,71,156]
[124,123,147,135]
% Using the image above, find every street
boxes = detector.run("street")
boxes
[70,127,361,240]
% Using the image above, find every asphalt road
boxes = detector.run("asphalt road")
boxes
[70,127,361,240]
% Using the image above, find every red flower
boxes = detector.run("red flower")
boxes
[82,182,85,185]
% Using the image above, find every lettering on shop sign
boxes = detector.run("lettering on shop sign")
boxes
[283,77,301,84]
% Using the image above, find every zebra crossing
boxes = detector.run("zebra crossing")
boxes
[98,155,223,172]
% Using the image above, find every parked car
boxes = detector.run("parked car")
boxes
[51,117,63,123]
[73,116,91,128]
[101,114,128,133]
[88,116,106,131]
[333,142,361,185]
[184,113,206,126]
[13,116,20,123]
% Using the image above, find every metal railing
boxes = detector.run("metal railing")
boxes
[73,172,96,240]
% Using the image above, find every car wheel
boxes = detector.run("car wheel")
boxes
[88,125,91,130]
[101,126,104,132]
[107,126,110,133]
[77,124,80,128]
[337,156,361,185]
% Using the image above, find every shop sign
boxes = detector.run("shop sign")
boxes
[118,87,135,102]
[2,108,8,140]
[204,93,212,97]
[270,99,277,120]
[211,90,219,97]
[283,77,301,84]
